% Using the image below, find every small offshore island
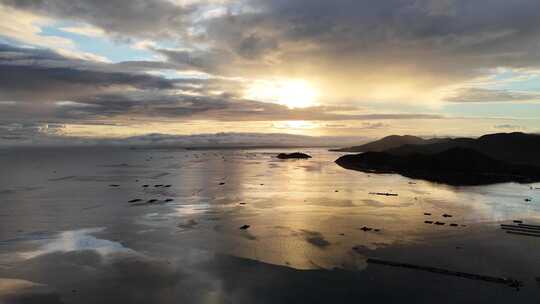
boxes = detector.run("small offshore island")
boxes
[277,152,312,159]
[335,132,540,186]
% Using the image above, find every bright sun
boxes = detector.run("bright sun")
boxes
[245,79,318,108]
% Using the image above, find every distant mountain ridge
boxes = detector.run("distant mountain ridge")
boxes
[332,135,448,152]
[0,132,366,148]
[334,132,540,185]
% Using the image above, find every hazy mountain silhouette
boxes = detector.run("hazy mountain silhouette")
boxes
[332,135,447,152]
[336,147,540,186]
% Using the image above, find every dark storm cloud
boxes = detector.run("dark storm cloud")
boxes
[186,100,444,121]
[236,33,279,59]
[0,43,181,101]
[0,43,65,61]
[446,88,540,102]
[178,0,540,93]
[112,60,181,72]
[0,64,176,100]
[4,0,540,78]
[215,0,540,66]
[153,47,235,74]
[58,93,232,119]
[44,92,443,122]
[0,0,194,39]
[0,92,230,123]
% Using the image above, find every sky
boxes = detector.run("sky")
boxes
[0,0,540,145]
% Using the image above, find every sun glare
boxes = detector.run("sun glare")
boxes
[246,79,319,108]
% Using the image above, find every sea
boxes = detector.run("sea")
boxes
[1,146,539,303]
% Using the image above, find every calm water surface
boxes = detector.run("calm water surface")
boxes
[1,147,539,303]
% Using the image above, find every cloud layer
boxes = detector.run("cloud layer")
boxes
[5,0,540,99]
[1,0,540,142]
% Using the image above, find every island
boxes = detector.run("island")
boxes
[277,152,312,159]
[335,147,540,186]
[335,132,540,166]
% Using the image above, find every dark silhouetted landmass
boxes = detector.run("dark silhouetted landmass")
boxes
[332,135,446,152]
[277,152,312,159]
[336,147,540,185]
[386,132,540,166]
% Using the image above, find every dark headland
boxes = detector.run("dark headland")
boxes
[335,132,540,185]
[331,135,446,152]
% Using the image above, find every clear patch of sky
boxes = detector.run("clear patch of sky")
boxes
[355,97,540,120]
[448,69,540,119]
[3,21,210,81]
[0,36,23,46]
[484,69,540,91]
[354,101,438,114]
[40,24,157,62]
[442,102,540,119]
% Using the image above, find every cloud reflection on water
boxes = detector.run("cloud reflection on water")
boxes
[19,228,133,260]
